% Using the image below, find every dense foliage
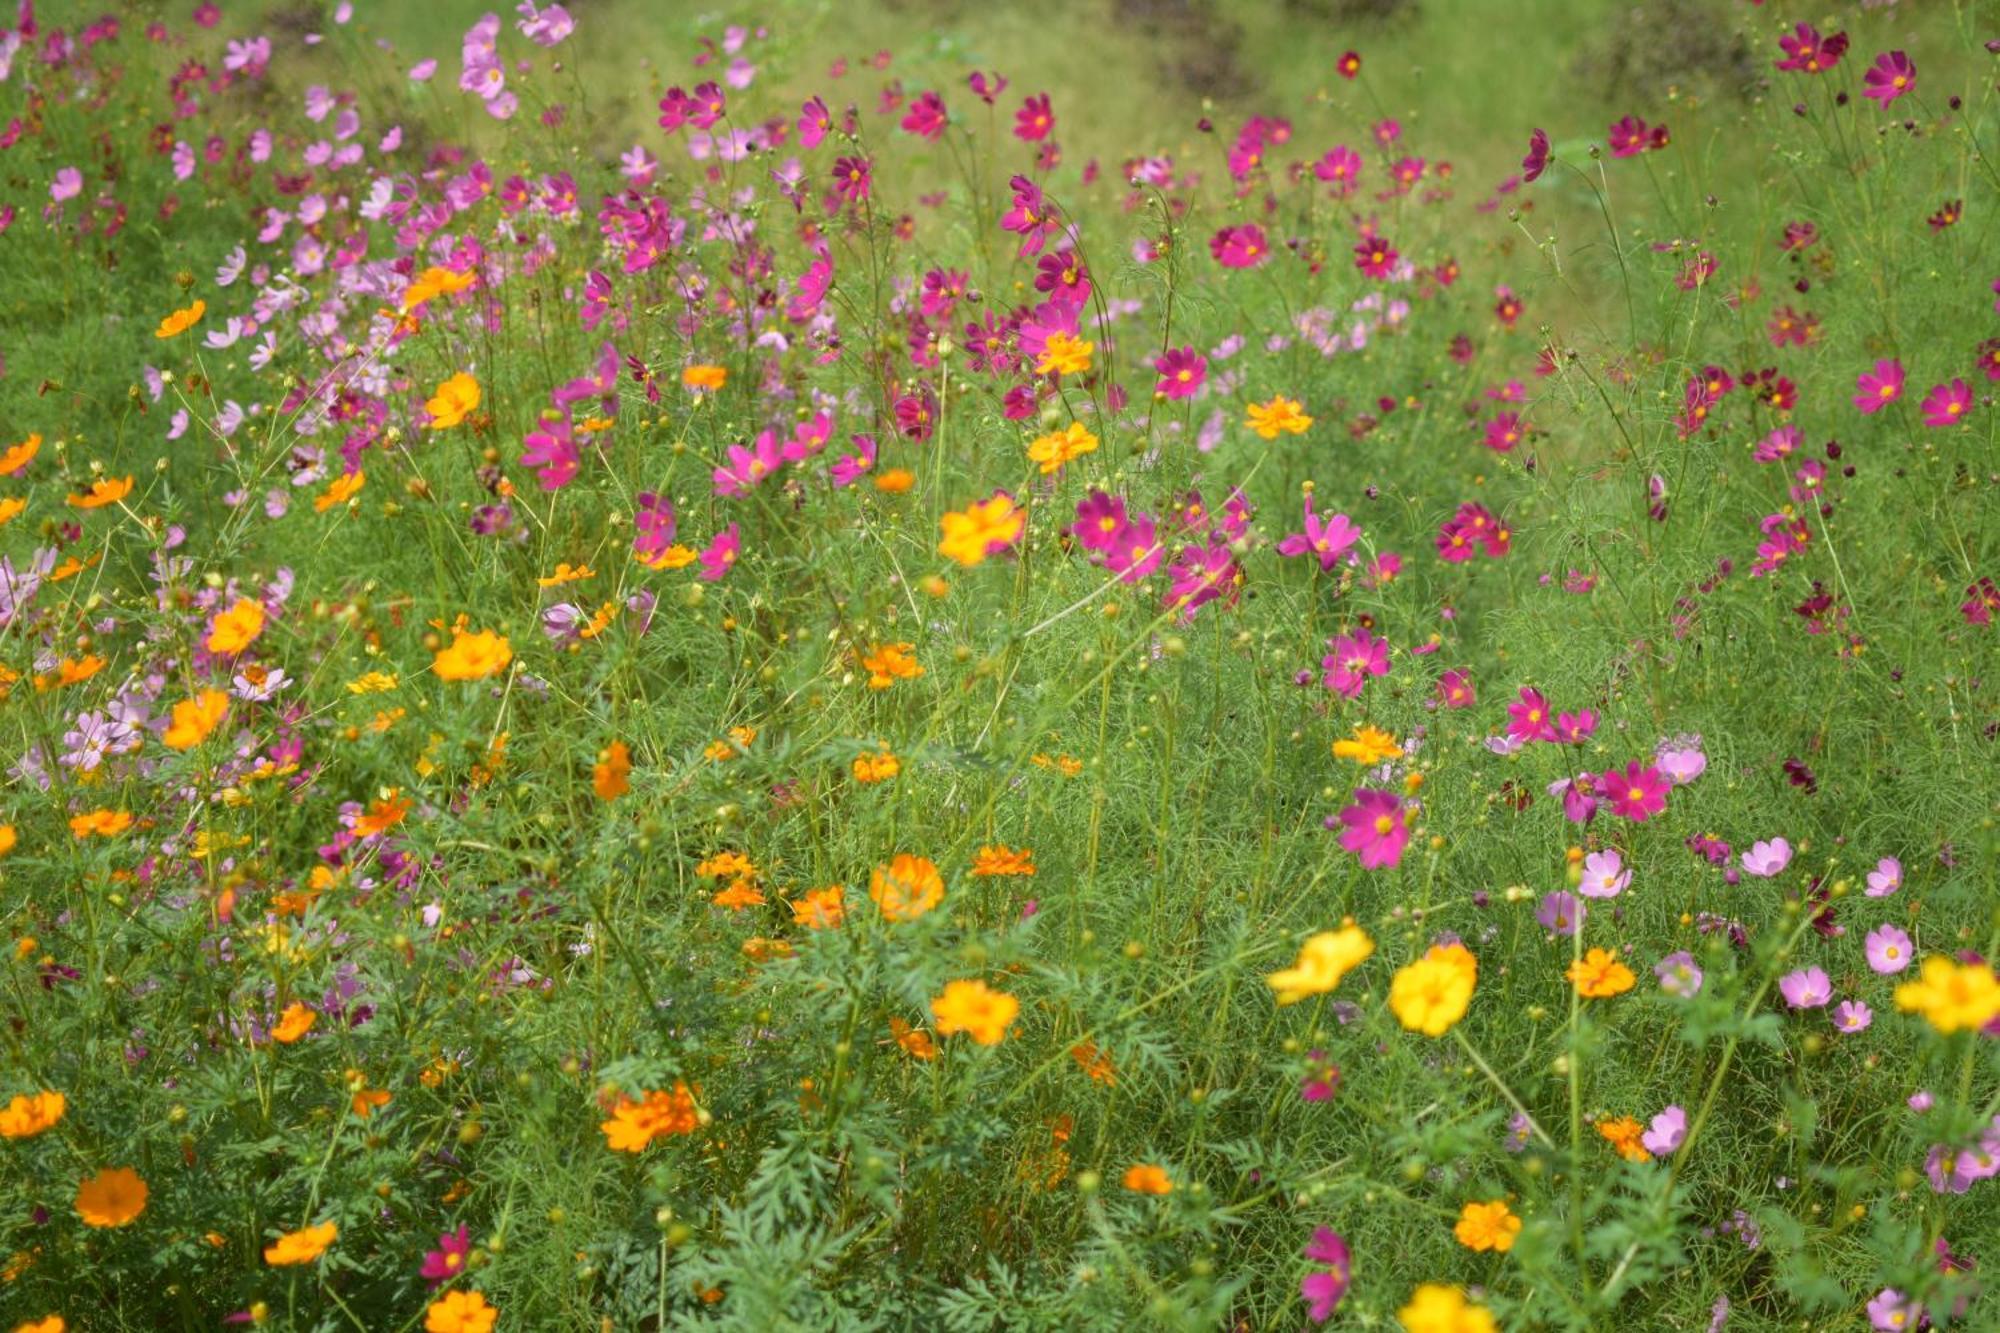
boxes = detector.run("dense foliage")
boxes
[1,1,1997,1329]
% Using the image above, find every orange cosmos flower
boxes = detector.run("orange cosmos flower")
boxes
[930,978,1019,1045]
[537,562,595,587]
[600,1083,701,1152]
[66,476,133,509]
[1246,395,1313,439]
[425,1290,499,1333]
[0,497,23,527]
[887,1017,937,1060]
[1596,1116,1652,1163]
[0,433,40,476]
[424,372,481,429]
[1122,1163,1173,1194]
[1026,421,1099,474]
[399,266,476,313]
[593,740,632,799]
[314,470,365,512]
[790,885,846,929]
[346,1069,391,1119]
[432,628,512,681]
[75,1167,148,1227]
[0,1091,66,1139]
[162,690,230,750]
[270,1003,317,1044]
[206,598,266,655]
[870,854,944,921]
[354,791,411,838]
[155,299,205,338]
[873,467,915,493]
[1566,947,1637,998]
[969,844,1036,877]
[857,641,923,689]
[938,493,1025,567]
[681,364,728,392]
[263,1221,337,1266]
[68,810,133,839]
[851,748,900,783]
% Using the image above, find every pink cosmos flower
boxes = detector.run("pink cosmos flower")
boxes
[828,434,877,489]
[1601,761,1669,822]
[520,413,579,490]
[1655,744,1706,784]
[697,524,740,581]
[1522,128,1550,181]
[1862,51,1916,107]
[1866,1289,1921,1332]
[1507,687,1557,743]
[1435,669,1475,709]
[1865,857,1902,897]
[1300,1227,1350,1323]
[831,155,872,203]
[420,1225,473,1287]
[1641,1105,1687,1156]
[1014,93,1054,142]
[1778,966,1832,1009]
[1152,347,1207,400]
[50,166,83,202]
[1482,411,1523,452]
[1740,838,1792,878]
[1865,924,1913,975]
[1321,628,1389,699]
[631,493,676,564]
[901,90,947,139]
[1579,849,1630,898]
[1353,235,1398,278]
[1852,359,1905,413]
[1105,514,1164,584]
[1537,891,1584,936]
[711,430,785,498]
[1315,145,1362,196]
[1833,1000,1873,1033]
[1333,788,1409,870]
[1275,497,1360,572]
[1164,542,1238,621]
[1921,379,1972,427]
[1608,115,1666,158]
[1209,224,1269,269]
[1775,23,1847,74]
[1655,951,1704,997]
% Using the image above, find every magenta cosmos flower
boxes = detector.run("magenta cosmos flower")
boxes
[1321,628,1389,699]
[1276,496,1360,571]
[1334,788,1410,869]
[1537,891,1584,936]
[1522,128,1550,181]
[1774,23,1847,74]
[1600,761,1669,821]
[1865,924,1913,975]
[1853,359,1905,413]
[421,1225,473,1287]
[1507,686,1557,743]
[697,524,741,582]
[1152,347,1207,400]
[1862,51,1916,107]
[1209,224,1268,269]
[1300,1227,1351,1323]
[1778,966,1832,1009]
[1922,379,1972,427]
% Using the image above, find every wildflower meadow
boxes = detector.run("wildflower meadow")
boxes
[3,0,2000,1328]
